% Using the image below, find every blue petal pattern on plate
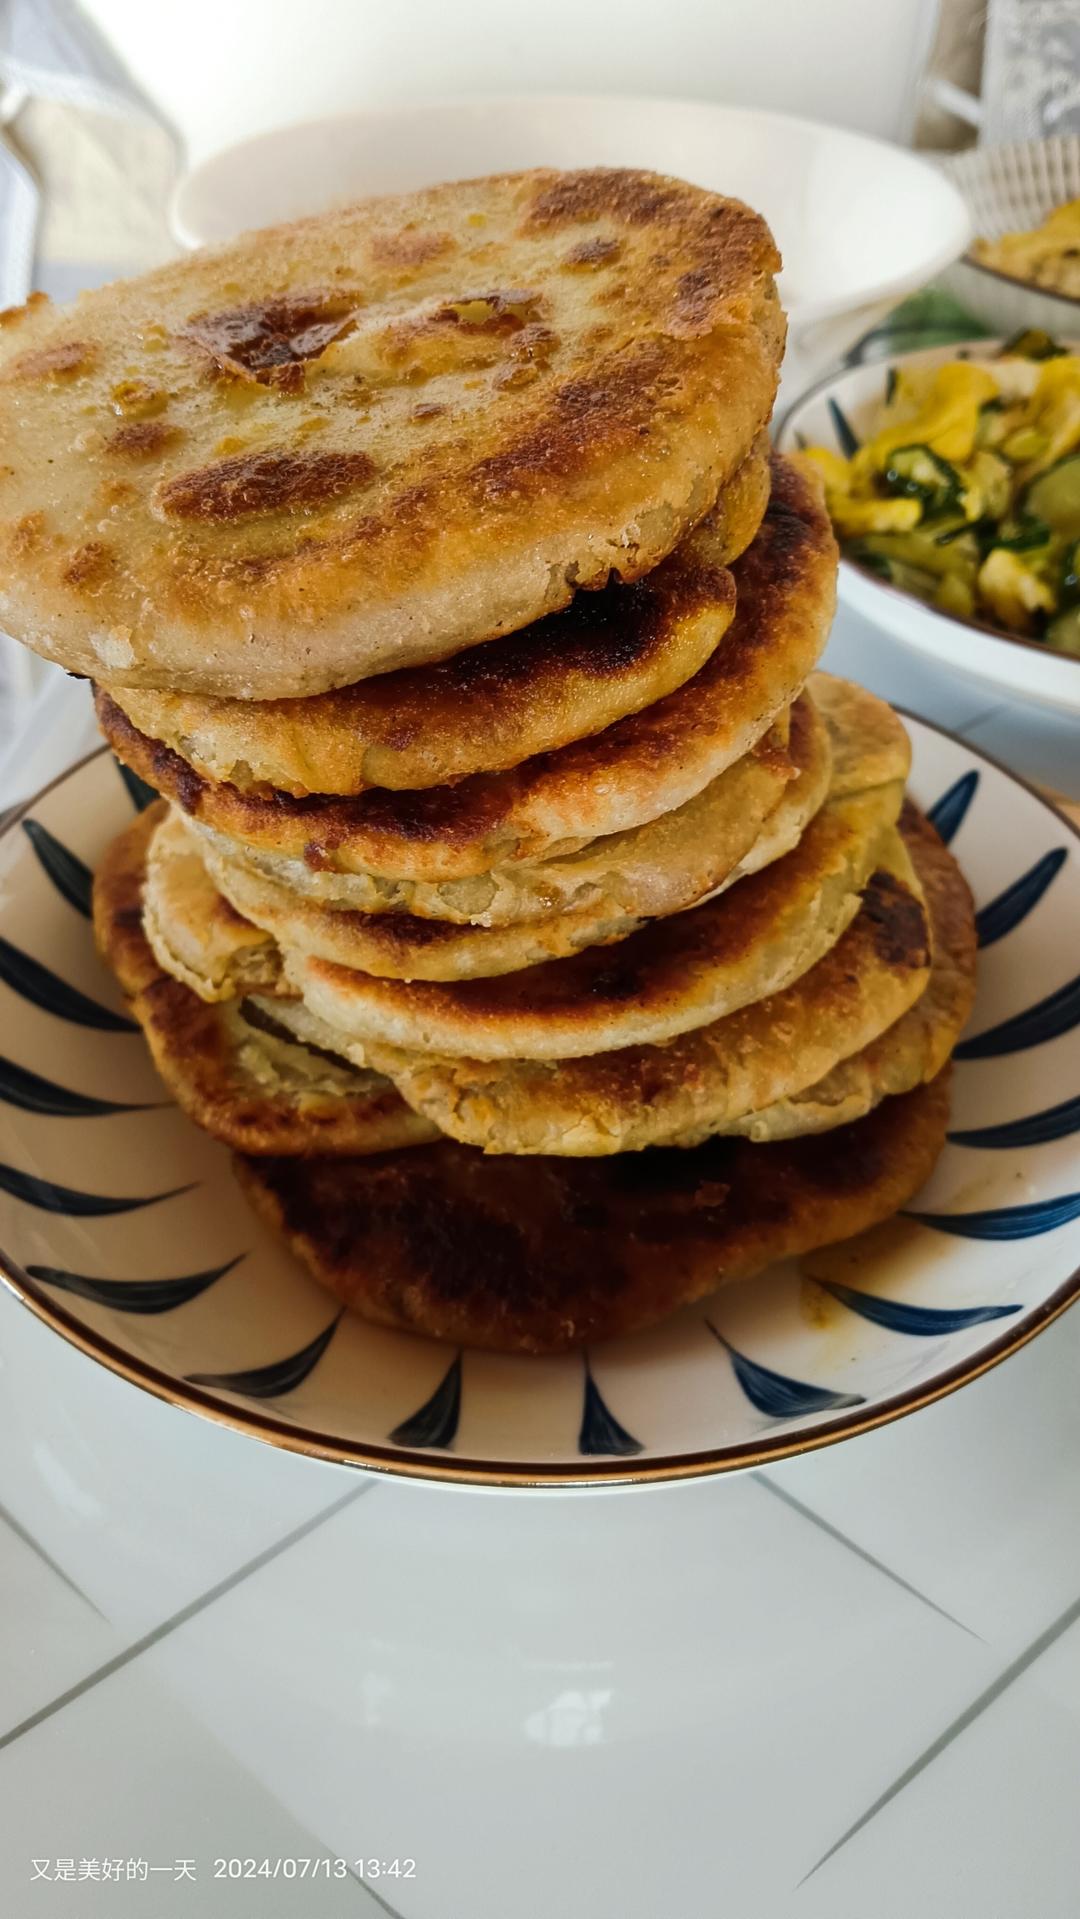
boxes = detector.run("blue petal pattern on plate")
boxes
[579,1361,643,1456]
[0,718,1077,1482]
[948,1094,1080,1149]
[27,1256,242,1314]
[116,762,157,812]
[910,1193,1080,1240]
[827,396,859,457]
[975,848,1067,949]
[926,769,979,845]
[186,1313,342,1398]
[390,1354,463,1449]
[0,1160,193,1216]
[0,933,137,1032]
[21,820,92,917]
[0,1052,152,1117]
[819,1279,1022,1336]
[706,1323,865,1417]
[954,971,1080,1059]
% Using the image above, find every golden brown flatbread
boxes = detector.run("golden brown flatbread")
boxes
[286,779,905,1060]
[235,1073,952,1352]
[95,454,837,881]
[195,705,821,974]
[720,804,976,1141]
[359,818,935,1153]
[0,170,782,697]
[92,806,434,1155]
[143,805,283,1001]
[105,435,769,798]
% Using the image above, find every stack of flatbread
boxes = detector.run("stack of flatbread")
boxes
[0,169,977,1353]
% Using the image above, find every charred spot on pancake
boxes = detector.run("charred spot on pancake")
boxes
[62,540,113,589]
[107,419,178,458]
[564,237,621,268]
[153,447,377,522]
[1,338,94,383]
[469,340,667,504]
[860,868,931,974]
[526,170,686,229]
[182,290,361,383]
[673,265,725,335]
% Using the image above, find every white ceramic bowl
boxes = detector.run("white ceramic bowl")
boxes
[776,340,1080,720]
[941,137,1080,342]
[171,96,970,387]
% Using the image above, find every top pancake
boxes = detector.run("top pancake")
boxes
[105,436,768,797]
[0,169,783,699]
[97,455,837,881]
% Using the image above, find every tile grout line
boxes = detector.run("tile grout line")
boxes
[0,1477,377,1753]
[753,1473,983,1638]
[0,1497,107,1618]
[798,1585,1080,1886]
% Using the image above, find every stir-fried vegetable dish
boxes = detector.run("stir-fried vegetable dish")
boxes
[796,333,1080,655]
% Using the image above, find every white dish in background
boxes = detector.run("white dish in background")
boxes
[777,341,1080,720]
[942,137,1080,342]
[170,96,970,393]
[0,726,1077,1486]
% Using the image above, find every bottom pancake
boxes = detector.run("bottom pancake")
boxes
[93,807,436,1156]
[235,1073,952,1354]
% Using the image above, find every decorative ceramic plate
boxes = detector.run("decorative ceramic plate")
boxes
[776,341,1080,721]
[0,721,1078,1487]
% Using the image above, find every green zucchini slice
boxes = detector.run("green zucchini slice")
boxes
[1022,454,1080,539]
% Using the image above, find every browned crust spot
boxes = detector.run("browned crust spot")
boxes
[433,290,542,332]
[526,169,692,228]
[153,447,377,523]
[369,229,455,268]
[8,511,46,555]
[182,290,361,381]
[0,291,49,330]
[564,237,621,267]
[107,419,178,458]
[62,540,113,589]
[859,865,933,974]
[1,338,94,382]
